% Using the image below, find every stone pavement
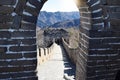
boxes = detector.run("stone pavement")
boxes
[37,43,75,80]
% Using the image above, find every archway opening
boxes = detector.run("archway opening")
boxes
[36,0,80,79]
[0,0,119,80]
[36,0,80,48]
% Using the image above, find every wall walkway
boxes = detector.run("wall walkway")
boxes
[37,43,76,80]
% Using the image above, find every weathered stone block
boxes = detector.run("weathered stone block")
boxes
[0,0,16,5]
[0,31,11,38]
[0,6,14,14]
[0,15,13,23]
[9,45,36,52]
[0,23,12,29]
[10,60,37,66]
[24,52,37,58]
[106,0,120,5]
[0,47,7,53]
[11,31,36,37]
[21,23,36,30]
[0,66,36,73]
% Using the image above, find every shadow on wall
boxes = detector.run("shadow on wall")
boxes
[115,70,120,80]
[55,38,62,45]
[60,45,76,79]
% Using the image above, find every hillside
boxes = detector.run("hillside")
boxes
[37,11,80,27]
[50,19,80,28]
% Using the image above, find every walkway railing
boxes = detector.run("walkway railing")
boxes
[37,43,55,65]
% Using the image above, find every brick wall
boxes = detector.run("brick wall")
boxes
[0,0,46,79]
[0,0,120,80]
[62,38,78,64]
[75,0,120,80]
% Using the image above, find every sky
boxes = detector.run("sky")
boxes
[41,0,78,12]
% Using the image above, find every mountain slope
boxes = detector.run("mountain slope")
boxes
[37,11,80,27]
[50,19,80,28]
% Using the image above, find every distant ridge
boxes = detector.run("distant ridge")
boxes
[49,19,80,28]
[37,11,80,28]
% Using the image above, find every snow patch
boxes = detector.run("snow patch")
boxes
[11,12,17,17]
[23,11,32,16]
[8,29,15,32]
[13,0,18,8]
[26,2,36,8]
[92,9,102,13]
[91,0,100,7]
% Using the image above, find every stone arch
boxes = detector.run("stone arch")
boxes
[41,0,120,80]
[0,0,120,80]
